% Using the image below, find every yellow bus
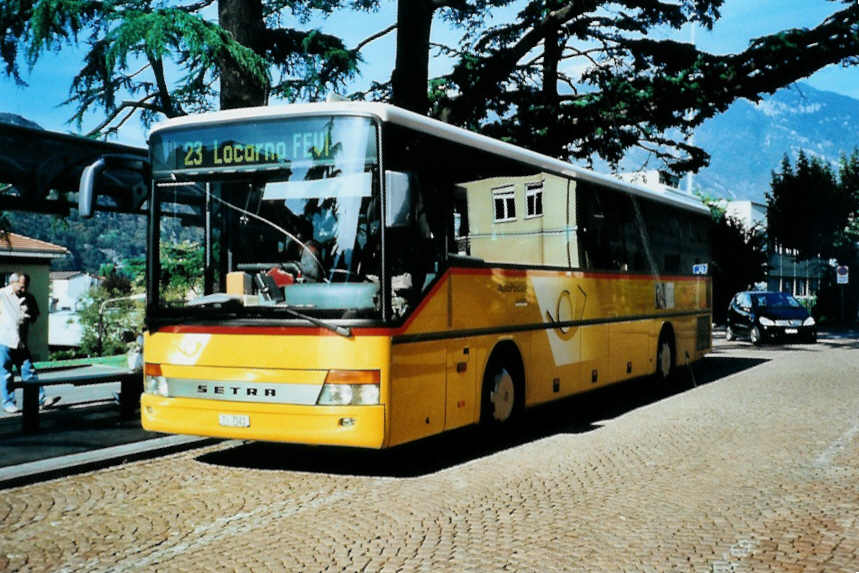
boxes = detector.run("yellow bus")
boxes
[93,102,712,448]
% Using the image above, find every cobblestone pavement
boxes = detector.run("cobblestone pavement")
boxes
[1,335,858,572]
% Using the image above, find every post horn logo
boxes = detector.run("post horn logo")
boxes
[545,285,587,340]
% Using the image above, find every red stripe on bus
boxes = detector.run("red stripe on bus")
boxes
[156,325,395,336]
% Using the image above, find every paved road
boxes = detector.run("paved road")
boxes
[1,334,858,572]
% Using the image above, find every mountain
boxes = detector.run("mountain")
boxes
[0,112,42,130]
[691,83,859,203]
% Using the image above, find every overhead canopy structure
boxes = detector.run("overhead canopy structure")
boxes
[0,117,148,215]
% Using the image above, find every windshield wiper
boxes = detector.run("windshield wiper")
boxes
[279,305,352,338]
[187,294,351,337]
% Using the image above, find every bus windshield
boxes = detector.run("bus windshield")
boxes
[150,116,381,321]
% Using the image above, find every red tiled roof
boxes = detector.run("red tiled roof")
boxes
[0,232,69,256]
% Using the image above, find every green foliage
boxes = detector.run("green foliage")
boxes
[159,241,205,301]
[77,279,143,357]
[694,189,726,221]
[4,0,858,182]
[767,147,859,324]
[265,26,362,101]
[710,214,768,324]
[4,211,146,274]
[1,0,372,135]
[767,150,859,260]
[432,0,859,174]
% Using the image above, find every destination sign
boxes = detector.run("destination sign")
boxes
[150,116,376,173]
[179,132,331,168]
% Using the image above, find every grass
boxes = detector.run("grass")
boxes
[34,354,127,371]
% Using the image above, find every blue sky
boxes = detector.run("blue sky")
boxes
[0,0,855,147]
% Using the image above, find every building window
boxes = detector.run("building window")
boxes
[525,182,543,218]
[493,186,516,222]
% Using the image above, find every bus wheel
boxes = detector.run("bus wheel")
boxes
[481,354,520,425]
[656,333,674,382]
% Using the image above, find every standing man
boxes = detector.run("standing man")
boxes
[0,272,59,413]
[18,273,60,410]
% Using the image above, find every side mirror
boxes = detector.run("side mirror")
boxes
[78,154,151,218]
[385,171,412,228]
[78,158,107,218]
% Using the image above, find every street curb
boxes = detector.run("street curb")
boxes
[0,434,216,489]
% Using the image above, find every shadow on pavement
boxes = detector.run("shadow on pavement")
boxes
[0,402,160,468]
[197,354,768,478]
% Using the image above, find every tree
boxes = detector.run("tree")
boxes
[838,149,859,250]
[386,0,516,114]
[4,1,858,176]
[419,0,859,172]
[767,150,858,261]
[697,196,768,324]
[77,273,143,357]
[1,0,373,134]
[767,148,859,324]
[158,241,206,302]
[5,211,147,273]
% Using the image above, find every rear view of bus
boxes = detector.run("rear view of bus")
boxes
[142,109,390,447]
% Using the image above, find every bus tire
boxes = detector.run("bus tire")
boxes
[480,347,523,426]
[655,328,675,383]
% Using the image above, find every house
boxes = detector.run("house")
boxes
[0,233,69,361]
[724,200,767,231]
[460,172,576,267]
[50,271,96,312]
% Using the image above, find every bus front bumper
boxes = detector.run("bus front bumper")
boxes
[141,394,386,448]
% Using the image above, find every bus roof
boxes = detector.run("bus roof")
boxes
[150,101,710,215]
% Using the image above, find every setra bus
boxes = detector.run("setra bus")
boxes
[82,102,712,448]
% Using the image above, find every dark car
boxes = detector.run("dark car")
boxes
[726,291,817,345]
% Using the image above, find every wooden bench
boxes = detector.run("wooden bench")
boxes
[11,364,142,433]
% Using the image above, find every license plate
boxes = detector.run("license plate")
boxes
[219,414,250,428]
[785,328,798,334]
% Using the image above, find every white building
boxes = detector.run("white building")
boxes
[50,271,95,311]
[724,200,767,230]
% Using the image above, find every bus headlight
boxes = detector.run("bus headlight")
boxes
[145,376,169,397]
[316,370,380,405]
[144,363,169,396]
[803,316,816,326]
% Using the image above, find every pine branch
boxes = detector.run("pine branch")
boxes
[85,94,160,137]
[355,23,397,52]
